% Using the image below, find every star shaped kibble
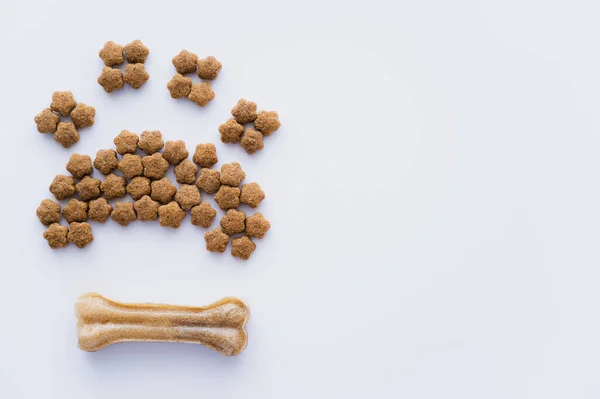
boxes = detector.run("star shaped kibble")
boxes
[98,40,150,92]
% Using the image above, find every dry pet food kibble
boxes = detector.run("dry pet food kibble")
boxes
[162,140,188,165]
[142,153,169,179]
[219,119,244,144]
[118,154,143,179]
[191,203,217,228]
[151,177,177,204]
[134,195,160,221]
[51,91,77,116]
[254,111,280,136]
[70,103,96,128]
[197,56,222,80]
[88,198,113,223]
[188,82,215,107]
[63,199,88,223]
[68,222,94,248]
[114,130,139,154]
[98,67,124,93]
[231,236,256,260]
[34,108,59,133]
[172,50,198,74]
[99,41,124,66]
[138,130,164,155]
[220,209,246,235]
[124,40,149,64]
[36,199,61,226]
[174,184,201,211]
[240,182,265,208]
[93,149,119,175]
[193,143,218,168]
[126,176,151,200]
[124,63,149,89]
[231,99,257,124]
[240,128,264,154]
[220,162,245,187]
[167,74,192,98]
[174,159,197,184]
[50,174,75,200]
[158,201,186,228]
[214,186,240,210]
[54,122,79,148]
[100,173,126,199]
[205,228,230,253]
[43,223,69,249]
[66,154,93,179]
[196,168,221,194]
[245,212,271,239]
[111,202,137,226]
[75,176,102,201]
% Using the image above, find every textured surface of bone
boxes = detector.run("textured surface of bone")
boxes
[75,293,249,356]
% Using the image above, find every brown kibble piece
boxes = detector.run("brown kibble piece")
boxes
[68,222,94,248]
[124,40,149,63]
[70,103,95,129]
[99,41,124,66]
[240,128,264,155]
[34,108,59,133]
[172,50,198,74]
[111,202,137,226]
[126,176,151,200]
[231,236,256,260]
[192,143,218,168]
[214,186,240,210]
[114,130,139,154]
[220,209,246,235]
[245,212,271,239]
[75,176,102,201]
[43,223,69,249]
[54,122,80,148]
[124,63,149,89]
[174,159,197,184]
[188,82,215,107]
[204,228,230,253]
[134,195,161,221]
[138,130,164,155]
[36,199,61,226]
[158,201,186,228]
[254,111,280,136]
[142,153,169,179]
[98,67,124,93]
[100,173,126,199]
[66,154,93,179]
[195,168,221,194]
[240,182,265,208]
[49,174,75,200]
[88,198,113,223]
[63,199,88,223]
[162,140,188,165]
[118,153,143,179]
[174,184,201,211]
[220,162,245,187]
[167,74,192,98]
[190,203,217,228]
[219,119,244,144]
[150,177,177,204]
[231,99,257,124]
[93,149,119,175]
[197,56,222,80]
[51,91,77,116]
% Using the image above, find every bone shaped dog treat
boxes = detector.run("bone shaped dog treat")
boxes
[75,293,249,356]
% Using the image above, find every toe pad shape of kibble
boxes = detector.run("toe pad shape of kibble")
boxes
[38,131,270,259]
[167,50,221,107]
[98,40,150,92]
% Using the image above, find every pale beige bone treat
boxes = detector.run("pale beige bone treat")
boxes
[63,199,88,223]
[231,99,257,124]
[172,50,198,74]
[167,74,192,98]
[93,149,119,175]
[193,143,218,168]
[240,182,265,208]
[245,212,270,239]
[220,209,246,235]
[54,122,80,148]
[124,40,149,63]
[188,82,215,107]
[240,128,264,154]
[68,222,94,248]
[36,199,61,226]
[98,67,124,93]
[43,223,69,249]
[34,108,60,133]
[254,111,280,136]
[214,186,240,210]
[75,176,102,201]
[134,195,160,221]
[138,130,164,155]
[114,130,139,154]
[100,173,126,199]
[99,41,124,66]
[118,153,143,179]
[174,159,197,184]
[158,201,186,228]
[51,91,77,116]
[50,174,75,200]
[124,63,149,89]
[88,198,113,223]
[111,202,136,226]
[70,103,95,128]
[205,228,230,253]
[231,236,256,260]
[75,293,249,356]
[142,153,169,179]
[191,202,217,228]
[196,168,221,194]
[175,184,201,211]
[220,162,245,187]
[150,177,176,204]
[219,119,244,144]
[197,56,222,80]
[66,154,93,179]
[126,176,151,200]
[162,140,189,165]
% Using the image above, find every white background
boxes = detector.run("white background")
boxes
[0,0,599,397]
